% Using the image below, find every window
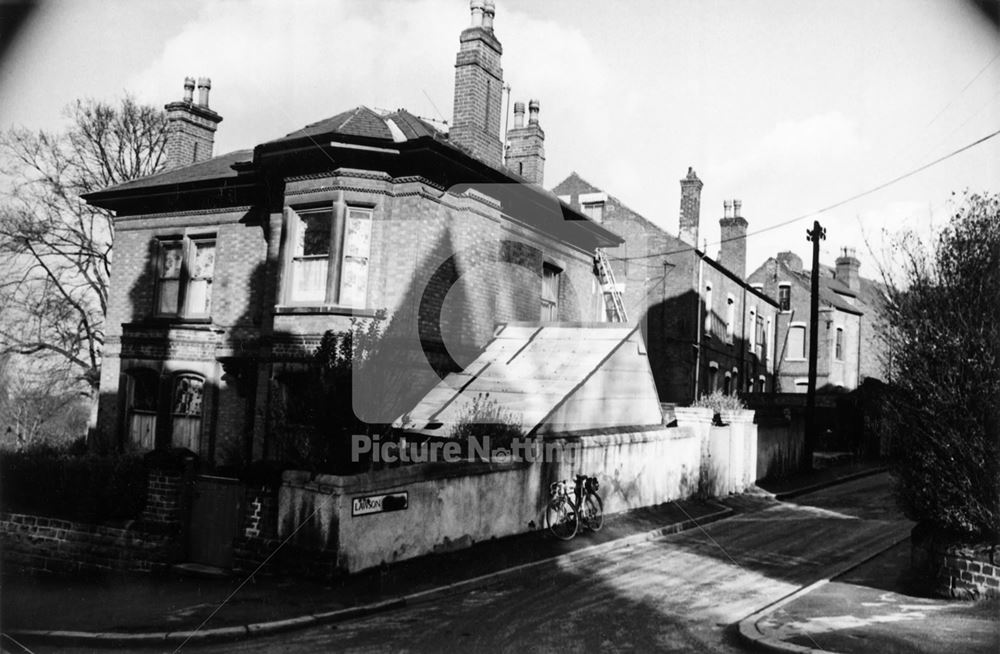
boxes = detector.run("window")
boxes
[835,327,844,361]
[724,372,732,395]
[125,369,159,450]
[725,295,736,343]
[156,236,215,318]
[171,374,204,452]
[787,323,807,360]
[703,283,713,335]
[287,205,372,306]
[747,306,757,351]
[582,201,604,223]
[778,284,791,311]
[758,375,766,393]
[708,362,718,391]
[541,263,561,321]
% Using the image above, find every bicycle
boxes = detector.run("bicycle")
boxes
[545,474,604,540]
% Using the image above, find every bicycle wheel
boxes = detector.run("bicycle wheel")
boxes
[545,497,579,540]
[583,493,604,532]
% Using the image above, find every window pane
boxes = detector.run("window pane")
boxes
[541,266,559,302]
[187,279,212,315]
[298,212,331,256]
[158,279,180,314]
[193,242,215,279]
[340,209,372,306]
[160,243,183,279]
[173,376,204,417]
[291,257,328,302]
[778,286,790,311]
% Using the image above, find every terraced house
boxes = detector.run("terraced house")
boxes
[84,0,621,466]
[552,172,780,406]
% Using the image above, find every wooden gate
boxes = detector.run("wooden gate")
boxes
[189,475,243,569]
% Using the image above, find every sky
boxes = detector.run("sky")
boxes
[1,0,998,279]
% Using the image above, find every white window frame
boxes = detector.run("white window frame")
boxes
[284,204,372,308]
[778,283,792,312]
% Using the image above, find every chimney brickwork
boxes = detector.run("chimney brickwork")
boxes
[505,99,545,184]
[451,0,504,168]
[719,198,748,279]
[678,167,703,247]
[164,76,222,170]
[835,247,861,291]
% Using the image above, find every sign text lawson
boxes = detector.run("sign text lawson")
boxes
[351,491,409,517]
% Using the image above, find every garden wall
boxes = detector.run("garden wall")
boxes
[276,426,704,574]
[911,525,1000,600]
[0,468,187,575]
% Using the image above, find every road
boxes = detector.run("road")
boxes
[34,473,911,654]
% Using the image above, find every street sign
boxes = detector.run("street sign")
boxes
[351,491,409,517]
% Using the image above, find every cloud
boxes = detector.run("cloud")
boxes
[128,0,610,159]
[712,112,866,189]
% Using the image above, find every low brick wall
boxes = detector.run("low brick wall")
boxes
[0,513,180,575]
[911,525,1000,600]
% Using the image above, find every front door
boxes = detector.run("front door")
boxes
[189,475,242,569]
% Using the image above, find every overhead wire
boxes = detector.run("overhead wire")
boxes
[618,126,1000,262]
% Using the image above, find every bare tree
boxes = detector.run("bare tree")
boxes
[0,97,167,395]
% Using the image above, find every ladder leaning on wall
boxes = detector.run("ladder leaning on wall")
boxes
[594,249,628,323]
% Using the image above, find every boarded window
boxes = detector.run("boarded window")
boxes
[171,374,204,453]
[126,369,159,450]
[787,325,806,360]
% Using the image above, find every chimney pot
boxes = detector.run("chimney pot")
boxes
[196,77,212,107]
[723,200,732,218]
[470,0,484,26]
[528,99,540,125]
[183,77,195,103]
[733,199,742,217]
[513,101,525,128]
[483,0,495,30]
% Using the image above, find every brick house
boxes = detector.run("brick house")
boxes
[84,0,620,466]
[747,249,888,392]
[551,171,780,406]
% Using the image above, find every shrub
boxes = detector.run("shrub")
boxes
[882,191,1000,540]
[449,393,524,451]
[0,444,148,523]
[692,390,747,424]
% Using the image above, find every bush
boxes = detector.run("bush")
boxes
[449,393,524,451]
[692,390,747,424]
[883,191,1000,540]
[1,444,148,523]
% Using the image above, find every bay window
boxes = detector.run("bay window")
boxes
[286,205,372,307]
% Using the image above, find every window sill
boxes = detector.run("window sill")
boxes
[785,357,807,363]
[274,305,380,318]
[125,317,214,328]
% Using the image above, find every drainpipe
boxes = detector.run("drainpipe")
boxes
[739,282,747,395]
[694,255,704,401]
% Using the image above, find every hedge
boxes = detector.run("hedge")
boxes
[0,445,148,523]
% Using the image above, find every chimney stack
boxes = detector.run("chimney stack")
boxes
[719,198,748,278]
[777,251,803,272]
[835,247,861,292]
[451,0,504,167]
[505,98,545,184]
[164,76,222,170]
[678,167,703,247]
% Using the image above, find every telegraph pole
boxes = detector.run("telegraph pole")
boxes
[805,220,826,471]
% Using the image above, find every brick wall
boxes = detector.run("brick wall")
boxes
[0,467,187,575]
[912,525,1000,600]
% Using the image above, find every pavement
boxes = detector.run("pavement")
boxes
[5,459,994,653]
[739,538,1000,654]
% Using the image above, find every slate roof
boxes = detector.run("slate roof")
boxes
[93,107,444,195]
[265,106,443,145]
[95,149,253,194]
